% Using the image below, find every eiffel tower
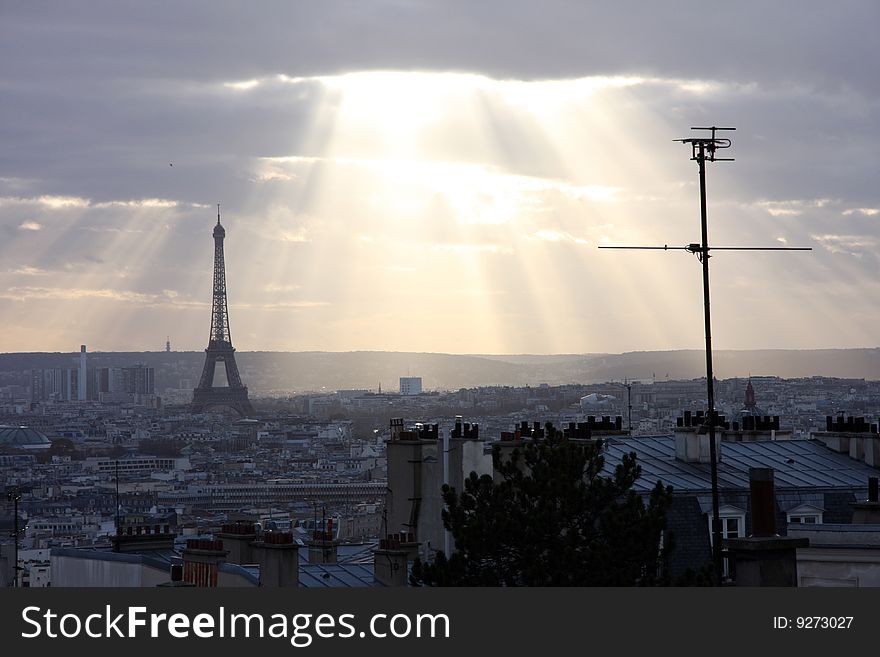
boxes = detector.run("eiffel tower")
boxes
[191,205,254,416]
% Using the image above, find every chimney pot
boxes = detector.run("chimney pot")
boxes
[749,467,776,537]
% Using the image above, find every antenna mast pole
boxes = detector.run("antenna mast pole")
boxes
[673,126,736,586]
[115,459,121,551]
[627,381,632,434]
[695,136,724,587]
[7,489,21,587]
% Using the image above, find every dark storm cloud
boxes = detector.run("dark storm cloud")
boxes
[2,1,877,87]
[2,0,877,203]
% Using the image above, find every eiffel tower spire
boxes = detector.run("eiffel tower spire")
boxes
[209,203,231,345]
[191,205,254,416]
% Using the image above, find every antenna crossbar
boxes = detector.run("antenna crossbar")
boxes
[674,126,736,161]
[598,245,811,251]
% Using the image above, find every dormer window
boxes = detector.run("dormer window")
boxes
[786,503,824,525]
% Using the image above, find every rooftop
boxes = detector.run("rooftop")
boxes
[0,425,51,449]
[299,564,380,588]
[603,437,877,493]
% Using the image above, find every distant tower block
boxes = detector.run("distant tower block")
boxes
[399,376,422,395]
[165,336,171,353]
[78,345,87,402]
[190,205,254,416]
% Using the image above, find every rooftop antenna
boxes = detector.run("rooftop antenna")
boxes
[7,488,22,587]
[599,127,811,586]
[114,459,120,552]
[616,377,650,434]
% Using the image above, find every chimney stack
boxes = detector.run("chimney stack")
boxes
[749,468,776,537]
[373,536,408,587]
[674,416,722,464]
[157,562,195,587]
[216,521,257,565]
[389,418,405,442]
[182,538,228,587]
[307,518,339,564]
[252,531,299,587]
[851,476,880,524]
[725,468,808,586]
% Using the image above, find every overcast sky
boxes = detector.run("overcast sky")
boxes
[1,1,878,354]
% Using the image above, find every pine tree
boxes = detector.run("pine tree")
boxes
[411,424,673,586]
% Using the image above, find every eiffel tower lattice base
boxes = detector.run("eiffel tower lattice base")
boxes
[191,385,254,416]
[190,343,254,416]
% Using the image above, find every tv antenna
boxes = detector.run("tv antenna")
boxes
[614,378,651,434]
[599,127,811,586]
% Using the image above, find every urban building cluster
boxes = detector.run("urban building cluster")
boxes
[3,370,880,587]
[28,345,158,407]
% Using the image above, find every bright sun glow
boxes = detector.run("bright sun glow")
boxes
[0,70,845,354]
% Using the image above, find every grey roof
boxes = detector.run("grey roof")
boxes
[603,437,878,493]
[299,564,380,588]
[50,546,178,572]
[218,562,260,586]
[296,542,378,565]
[0,425,50,448]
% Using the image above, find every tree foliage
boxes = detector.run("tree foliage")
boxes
[411,424,673,586]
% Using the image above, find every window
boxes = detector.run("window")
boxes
[708,514,745,543]
[787,513,821,524]
[786,504,824,526]
[707,506,746,579]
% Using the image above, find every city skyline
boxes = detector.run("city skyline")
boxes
[1,2,879,354]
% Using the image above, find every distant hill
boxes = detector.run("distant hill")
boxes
[1,348,879,392]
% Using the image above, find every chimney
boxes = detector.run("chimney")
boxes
[182,538,228,587]
[864,432,880,468]
[851,477,880,524]
[389,418,405,442]
[307,518,339,564]
[373,536,408,587]
[157,562,195,587]
[216,521,258,565]
[748,468,776,537]
[725,468,808,586]
[252,531,299,587]
[674,422,721,464]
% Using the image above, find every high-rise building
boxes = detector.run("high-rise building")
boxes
[122,364,154,395]
[31,361,154,403]
[399,376,422,396]
[30,368,78,402]
[78,345,87,402]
